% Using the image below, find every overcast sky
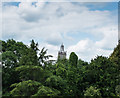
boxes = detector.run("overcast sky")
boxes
[2,1,118,62]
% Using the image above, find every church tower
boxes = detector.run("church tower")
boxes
[58,44,66,60]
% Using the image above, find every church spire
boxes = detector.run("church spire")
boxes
[58,43,66,60]
[60,43,64,51]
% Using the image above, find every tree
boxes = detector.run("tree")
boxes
[0,40,6,52]
[84,86,101,96]
[2,39,31,96]
[109,42,120,66]
[77,59,88,68]
[19,48,39,66]
[55,66,67,78]
[2,51,17,68]
[69,52,78,67]
[30,39,39,52]
[45,75,66,91]
[3,39,28,59]
[88,56,117,96]
[19,40,39,66]
[109,43,120,91]
[39,47,52,67]
[2,51,19,95]
[65,65,80,96]
[15,65,43,81]
[33,85,60,96]
[10,80,41,96]
[115,85,120,97]
[2,39,119,97]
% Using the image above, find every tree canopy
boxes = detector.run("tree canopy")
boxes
[1,39,119,97]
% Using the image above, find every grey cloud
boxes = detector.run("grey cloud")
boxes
[45,34,62,46]
[46,39,62,46]
[20,14,41,22]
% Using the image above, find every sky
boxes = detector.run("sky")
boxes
[1,1,119,62]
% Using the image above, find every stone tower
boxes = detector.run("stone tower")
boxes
[58,44,66,60]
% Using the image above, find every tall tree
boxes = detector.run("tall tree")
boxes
[88,56,117,96]
[19,40,39,66]
[39,47,52,67]
[2,39,28,96]
[30,39,39,53]
[109,42,120,67]
[69,52,78,67]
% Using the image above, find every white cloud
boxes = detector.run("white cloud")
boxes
[95,26,118,49]
[2,2,116,38]
[67,37,116,62]
[2,2,118,61]
[67,39,95,61]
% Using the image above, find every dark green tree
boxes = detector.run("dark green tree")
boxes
[45,75,67,92]
[87,56,117,96]
[1,39,35,96]
[30,39,39,52]
[2,39,119,97]
[69,52,78,67]
[39,47,52,67]
[19,48,39,66]
[115,85,120,97]
[15,65,43,81]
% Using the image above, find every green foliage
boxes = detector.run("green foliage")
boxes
[69,52,78,67]
[39,47,53,66]
[30,39,39,52]
[84,86,101,96]
[88,56,117,96]
[77,59,88,67]
[10,80,41,96]
[0,88,1,97]
[0,40,6,52]
[15,65,43,81]
[2,39,28,59]
[2,91,10,97]
[2,50,20,95]
[2,51,17,68]
[65,65,81,96]
[45,75,66,90]
[19,48,39,66]
[109,43,120,66]
[33,85,60,96]
[115,85,120,97]
[56,66,67,78]
[2,39,119,97]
